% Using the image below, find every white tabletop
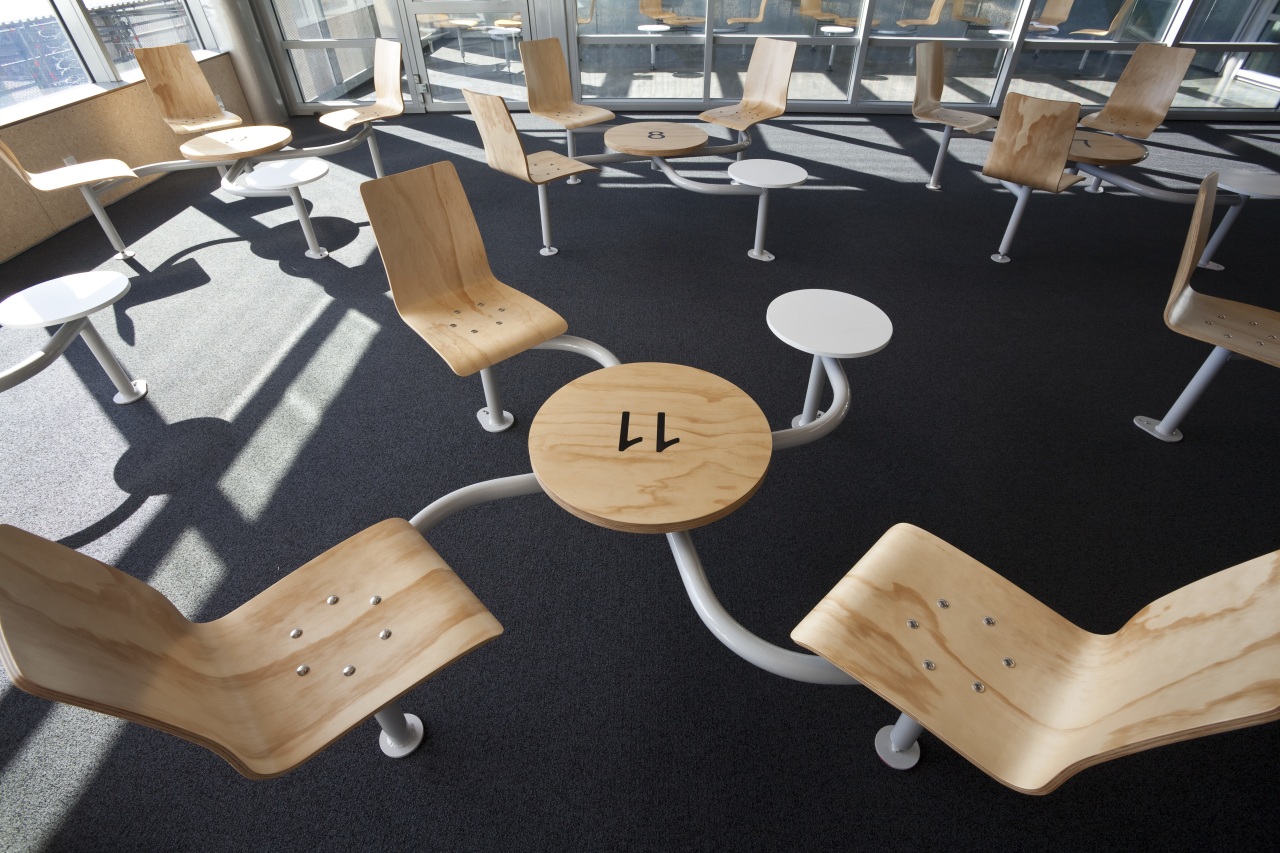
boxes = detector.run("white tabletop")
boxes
[0,271,129,328]
[728,159,808,189]
[767,289,893,359]
[639,24,671,32]
[1215,168,1280,199]
[821,26,855,34]
[237,157,330,192]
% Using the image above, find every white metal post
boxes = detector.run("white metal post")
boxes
[288,188,328,259]
[476,366,515,432]
[1134,345,1233,442]
[367,132,386,179]
[748,188,774,261]
[565,130,582,184]
[992,182,1033,263]
[537,183,557,256]
[875,713,924,769]
[76,319,147,404]
[1198,197,1247,270]
[374,701,425,758]
[927,125,954,190]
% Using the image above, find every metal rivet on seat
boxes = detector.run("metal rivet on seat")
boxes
[498,307,506,312]
[471,329,478,333]
[449,323,457,328]
[937,599,950,609]
[370,596,382,605]
[1217,314,1226,319]
[982,616,996,626]
[496,320,503,325]
[972,682,986,693]
[923,660,936,670]
[296,665,310,676]
[326,595,339,605]
[1224,333,1233,338]
[380,629,392,640]
[477,302,485,307]
[1204,320,1213,325]
[1003,657,1016,668]
[453,309,461,315]
[343,666,356,676]
[1249,321,1259,326]
[906,619,919,629]
[290,628,303,639]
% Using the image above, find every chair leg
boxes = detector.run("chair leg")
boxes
[366,130,386,179]
[1199,197,1247,271]
[77,184,134,260]
[476,366,515,432]
[992,182,1033,263]
[927,125,955,191]
[77,318,147,404]
[747,187,774,262]
[536,183,558,256]
[374,701,426,758]
[875,712,923,769]
[1134,346,1233,442]
[565,130,582,185]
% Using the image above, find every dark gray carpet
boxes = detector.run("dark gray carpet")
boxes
[1,110,1278,851]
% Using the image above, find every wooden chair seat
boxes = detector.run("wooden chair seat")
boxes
[317,39,405,178]
[792,523,1280,794]
[0,520,502,780]
[1078,43,1194,140]
[525,150,598,185]
[640,0,706,26]
[134,44,243,136]
[799,0,840,24]
[697,37,795,135]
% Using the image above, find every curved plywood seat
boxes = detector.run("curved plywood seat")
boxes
[0,520,502,780]
[698,37,796,134]
[1079,43,1194,139]
[318,39,405,132]
[520,38,615,131]
[792,522,1280,794]
[134,44,242,135]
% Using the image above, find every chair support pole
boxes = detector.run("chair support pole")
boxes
[289,188,328,259]
[374,701,425,758]
[927,125,954,190]
[536,183,557,256]
[773,356,851,450]
[0,318,87,393]
[366,132,386,179]
[874,713,924,769]
[798,354,825,426]
[1198,196,1247,270]
[1134,345,1233,442]
[532,334,621,368]
[76,184,134,260]
[992,181,1032,263]
[748,187,774,261]
[665,530,859,685]
[476,366,515,432]
[565,130,582,184]
[77,318,147,404]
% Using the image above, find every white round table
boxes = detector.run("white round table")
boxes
[820,26,855,70]
[0,271,147,403]
[489,26,521,72]
[1197,168,1280,271]
[639,24,671,70]
[767,289,892,426]
[226,158,331,259]
[727,159,809,261]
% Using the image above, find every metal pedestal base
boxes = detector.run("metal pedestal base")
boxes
[875,724,922,770]
[1133,415,1183,442]
[377,712,426,758]
[477,407,515,432]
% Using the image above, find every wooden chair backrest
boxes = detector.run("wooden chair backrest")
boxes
[1034,0,1075,26]
[578,0,597,25]
[792,522,1280,794]
[1090,43,1193,138]
[741,37,796,113]
[360,160,499,320]
[462,89,533,183]
[521,38,575,118]
[730,0,769,25]
[1165,171,1217,322]
[900,0,949,25]
[372,38,406,115]
[913,41,946,116]
[982,93,1081,192]
[134,43,223,125]
[0,139,34,184]
[639,0,667,20]
[1076,0,1137,36]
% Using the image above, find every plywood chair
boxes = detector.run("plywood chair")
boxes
[0,520,503,780]
[317,38,405,178]
[0,139,137,259]
[792,522,1280,795]
[981,93,1084,262]
[360,160,617,433]
[697,37,796,158]
[897,0,949,27]
[133,43,242,135]
[1071,0,1138,71]
[913,42,998,190]
[1028,0,1075,34]
[1079,43,1193,140]
[728,0,769,27]
[799,0,840,34]
[519,37,615,181]
[1134,173,1280,442]
[639,0,706,28]
[461,88,597,258]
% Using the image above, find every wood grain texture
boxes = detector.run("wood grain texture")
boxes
[1030,0,1074,30]
[728,0,769,26]
[1079,44,1194,139]
[1164,173,1280,367]
[983,93,1085,193]
[799,0,840,23]
[912,42,998,134]
[605,121,709,157]
[897,0,948,27]
[0,520,502,780]
[0,139,136,192]
[1071,0,1137,38]
[528,362,772,533]
[179,126,292,162]
[520,38,615,130]
[463,89,598,185]
[792,523,1280,794]
[134,44,243,135]
[697,38,795,132]
[639,0,706,27]
[360,160,569,377]
[318,39,406,132]
[1067,130,1148,166]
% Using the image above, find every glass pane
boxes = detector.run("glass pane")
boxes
[860,43,1001,104]
[417,11,527,105]
[269,0,378,40]
[1181,0,1256,41]
[0,1,90,110]
[287,45,376,101]
[1188,49,1280,109]
[83,0,201,76]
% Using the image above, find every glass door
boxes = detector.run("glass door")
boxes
[398,1,532,109]
[1237,0,1280,88]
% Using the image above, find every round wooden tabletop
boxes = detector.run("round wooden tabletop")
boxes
[0,271,129,328]
[528,362,773,534]
[1068,131,1147,167]
[604,122,709,158]
[180,125,293,163]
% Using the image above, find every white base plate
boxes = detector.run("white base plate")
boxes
[477,407,515,432]
[875,725,921,770]
[1134,415,1183,442]
[114,379,147,405]
[379,713,425,758]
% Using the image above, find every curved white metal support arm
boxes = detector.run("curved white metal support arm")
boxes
[771,356,851,451]
[132,125,376,180]
[410,473,545,535]
[1075,164,1246,207]
[533,335,622,368]
[574,129,753,169]
[650,157,762,196]
[666,531,858,685]
[0,318,87,393]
